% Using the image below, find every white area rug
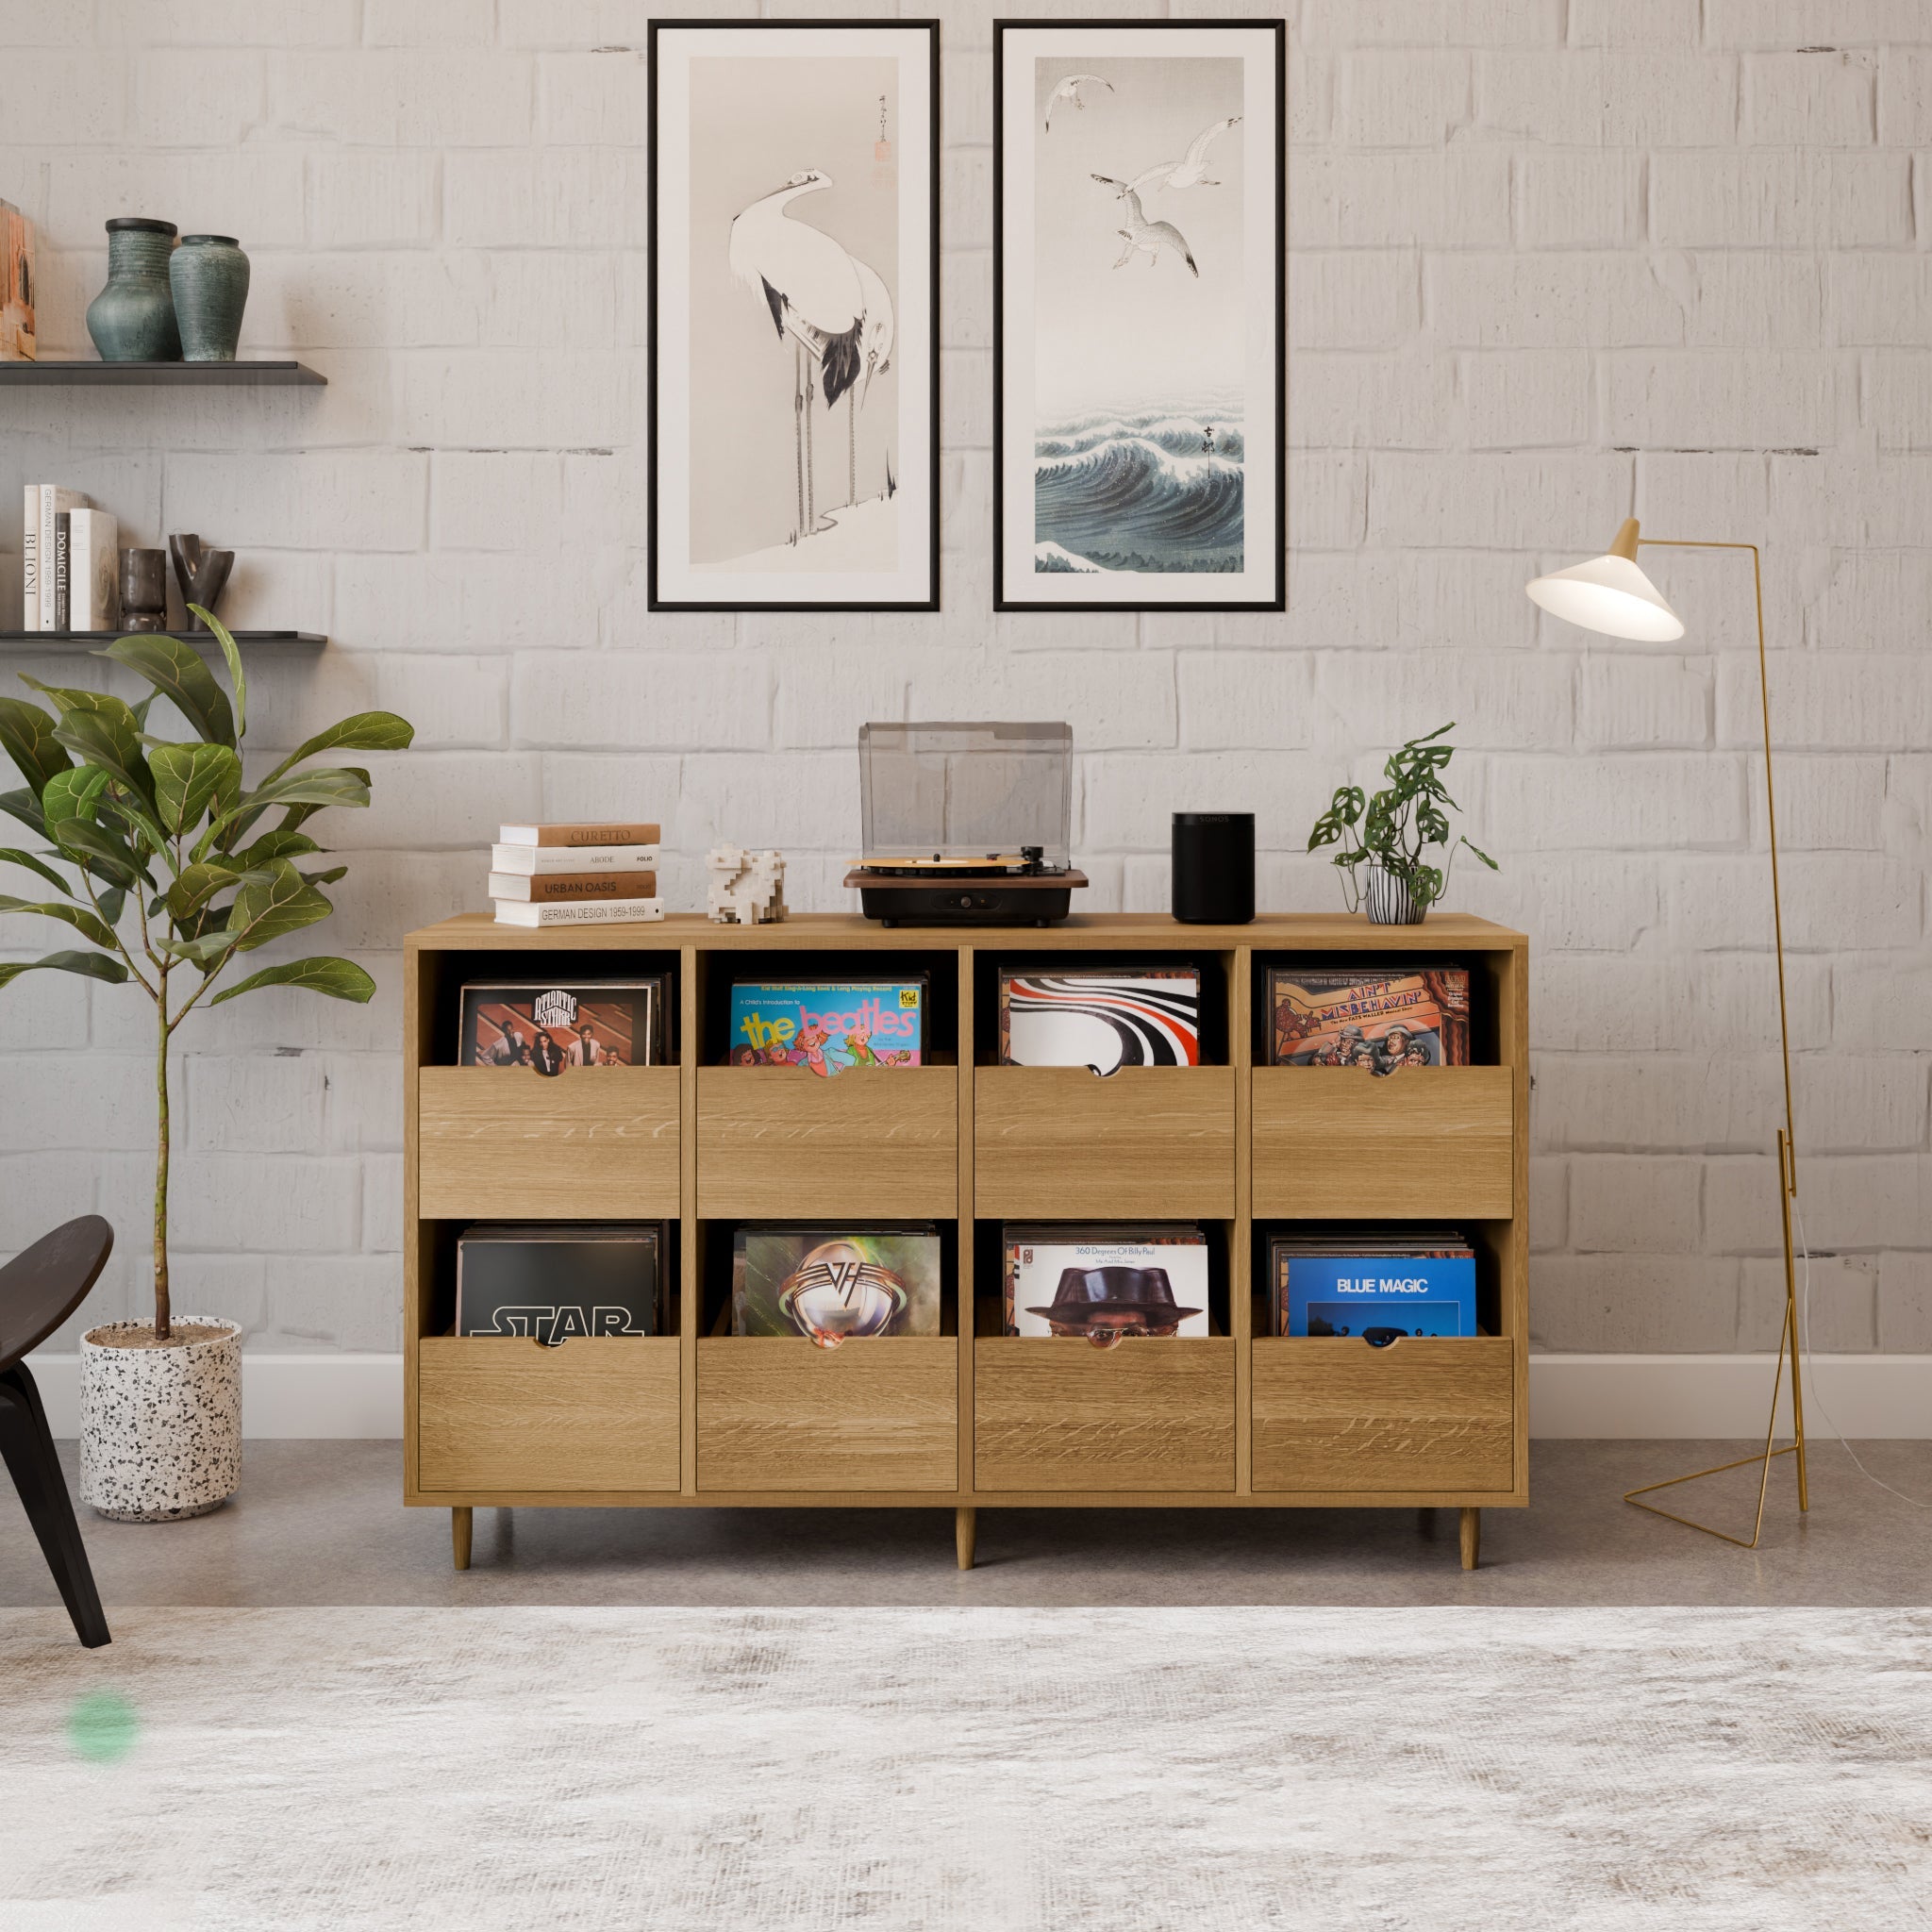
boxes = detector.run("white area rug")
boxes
[3,1607,1929,1931]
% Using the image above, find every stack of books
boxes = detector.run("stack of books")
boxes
[21,485,117,631]
[488,821,663,926]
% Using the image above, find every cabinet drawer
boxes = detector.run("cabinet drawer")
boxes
[1251,1337,1515,1495]
[974,1066,1236,1218]
[417,1066,681,1220]
[696,1066,958,1218]
[1251,1066,1514,1220]
[417,1336,680,1492]
[696,1338,957,1491]
[974,1338,1234,1492]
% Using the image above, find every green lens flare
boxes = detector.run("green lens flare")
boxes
[68,1690,139,1762]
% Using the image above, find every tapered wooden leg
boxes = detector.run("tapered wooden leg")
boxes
[1459,1507,1480,1572]
[956,1506,976,1572]
[0,1365,110,1648]
[452,1507,473,1572]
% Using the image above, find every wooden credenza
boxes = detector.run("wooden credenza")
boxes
[403,911,1529,1570]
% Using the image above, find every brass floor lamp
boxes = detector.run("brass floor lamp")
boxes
[1526,519,1808,1548]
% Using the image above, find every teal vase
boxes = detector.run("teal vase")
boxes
[170,234,250,362]
[86,219,181,362]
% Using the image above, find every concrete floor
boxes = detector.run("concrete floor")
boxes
[5,1439,1930,1610]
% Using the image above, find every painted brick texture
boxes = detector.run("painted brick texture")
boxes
[1,3,1927,1357]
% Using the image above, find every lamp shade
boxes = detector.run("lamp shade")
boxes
[1525,520,1685,641]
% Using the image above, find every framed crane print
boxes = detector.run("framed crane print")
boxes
[993,20,1285,611]
[649,20,941,611]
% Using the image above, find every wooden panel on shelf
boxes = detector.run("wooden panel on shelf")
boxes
[417,1065,680,1219]
[1250,1066,1515,1219]
[696,1338,958,1491]
[695,1065,957,1217]
[418,1337,680,1492]
[973,1339,1235,1492]
[1250,1337,1515,1494]
[974,1065,1236,1217]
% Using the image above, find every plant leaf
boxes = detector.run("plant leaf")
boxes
[209,955,375,1008]
[257,711,414,791]
[1461,838,1499,871]
[194,608,247,742]
[0,847,75,896]
[0,948,129,990]
[0,788,47,838]
[50,702,154,808]
[167,859,249,923]
[226,858,332,953]
[0,696,72,795]
[242,765,373,816]
[299,864,348,887]
[235,827,322,868]
[42,765,109,829]
[97,886,125,926]
[51,813,151,888]
[98,634,237,747]
[150,742,243,835]
[0,894,117,948]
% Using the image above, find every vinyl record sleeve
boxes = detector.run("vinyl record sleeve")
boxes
[1266,966,1469,1072]
[1003,1227,1209,1338]
[997,968,1200,1073]
[458,979,666,1072]
[725,979,926,1074]
[456,1224,663,1341]
[1271,1237,1475,1339]
[731,1226,942,1341]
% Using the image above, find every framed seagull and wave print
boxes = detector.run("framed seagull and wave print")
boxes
[993,20,1285,611]
[649,21,941,611]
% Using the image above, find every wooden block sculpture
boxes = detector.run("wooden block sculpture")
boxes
[707,845,788,925]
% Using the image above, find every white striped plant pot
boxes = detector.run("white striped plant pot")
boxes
[79,1316,242,1522]
[1363,863,1428,925]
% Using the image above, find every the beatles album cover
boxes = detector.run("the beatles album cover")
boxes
[1270,1230,1476,1340]
[458,979,666,1074]
[1002,1225,1209,1341]
[725,980,925,1074]
[997,968,1200,1074]
[1266,966,1470,1073]
[731,1227,942,1346]
[456,1224,663,1341]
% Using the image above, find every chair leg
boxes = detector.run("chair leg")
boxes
[0,1364,110,1648]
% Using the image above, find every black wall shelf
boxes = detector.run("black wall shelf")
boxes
[0,361,325,388]
[0,630,326,652]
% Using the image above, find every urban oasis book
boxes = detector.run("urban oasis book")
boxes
[1266,966,1470,1072]
[458,979,667,1072]
[725,979,926,1074]
[731,1227,942,1347]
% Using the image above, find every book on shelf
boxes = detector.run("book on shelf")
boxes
[490,841,659,874]
[20,486,35,628]
[36,485,84,631]
[1002,1224,1209,1341]
[51,508,69,630]
[67,508,118,631]
[491,896,663,927]
[499,821,662,849]
[488,870,658,904]
[1269,1228,1477,1340]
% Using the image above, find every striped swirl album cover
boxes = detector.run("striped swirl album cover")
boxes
[997,968,1200,1074]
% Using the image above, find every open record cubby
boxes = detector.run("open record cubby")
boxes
[404,912,1529,1572]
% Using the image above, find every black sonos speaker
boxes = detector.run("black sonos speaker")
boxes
[1172,812,1255,924]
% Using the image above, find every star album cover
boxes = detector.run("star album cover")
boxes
[458,979,667,1074]
[1266,966,1470,1074]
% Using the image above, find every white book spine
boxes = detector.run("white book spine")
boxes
[489,842,659,874]
[38,485,83,631]
[21,484,37,630]
[69,508,118,631]
[492,897,664,926]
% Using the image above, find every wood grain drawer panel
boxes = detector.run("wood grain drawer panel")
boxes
[696,1067,957,1218]
[974,1339,1235,1492]
[974,1066,1236,1218]
[418,1337,680,1492]
[696,1339,958,1491]
[418,1066,681,1219]
[1251,1067,1514,1220]
[1251,1338,1515,1494]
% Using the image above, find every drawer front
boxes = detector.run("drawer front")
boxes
[974,1066,1236,1218]
[418,1336,680,1492]
[1251,1337,1515,1494]
[696,1338,958,1491]
[696,1066,958,1218]
[974,1338,1235,1492]
[418,1065,681,1220]
[1251,1066,1514,1220]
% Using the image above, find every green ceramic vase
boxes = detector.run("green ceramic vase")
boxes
[86,218,181,362]
[170,234,250,362]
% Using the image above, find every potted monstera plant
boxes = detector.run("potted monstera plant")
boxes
[1306,723,1497,924]
[0,612,411,1520]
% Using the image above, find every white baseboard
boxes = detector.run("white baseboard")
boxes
[22,1349,1932,1441]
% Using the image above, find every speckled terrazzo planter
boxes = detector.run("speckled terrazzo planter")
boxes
[79,1317,242,1522]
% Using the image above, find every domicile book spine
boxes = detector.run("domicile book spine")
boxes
[51,509,70,631]
[491,896,665,926]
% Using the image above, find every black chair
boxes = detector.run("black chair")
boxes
[0,1216,115,1648]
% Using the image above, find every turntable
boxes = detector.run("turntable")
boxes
[844,722,1089,927]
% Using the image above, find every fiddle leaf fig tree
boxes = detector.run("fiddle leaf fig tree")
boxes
[0,610,413,1341]
[1306,722,1497,914]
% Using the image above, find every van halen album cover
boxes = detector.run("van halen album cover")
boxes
[1002,1225,1209,1341]
[456,1224,663,1341]
[725,980,925,1074]
[731,1227,943,1346]
[458,980,665,1074]
[997,969,1200,1074]
[1266,966,1469,1073]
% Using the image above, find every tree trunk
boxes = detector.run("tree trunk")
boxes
[154,996,171,1341]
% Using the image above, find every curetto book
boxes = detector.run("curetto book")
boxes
[499,822,662,848]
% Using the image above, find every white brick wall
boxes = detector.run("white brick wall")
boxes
[1,2,1927,1358]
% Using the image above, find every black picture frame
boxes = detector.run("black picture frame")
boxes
[648,19,942,612]
[991,19,1287,613]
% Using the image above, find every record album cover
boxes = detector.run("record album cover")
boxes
[732,1227,942,1346]
[1003,1225,1209,1341]
[458,980,665,1073]
[1271,1230,1476,1340]
[725,980,925,1074]
[998,969,1200,1074]
[456,1224,662,1341]
[1267,967,1469,1073]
